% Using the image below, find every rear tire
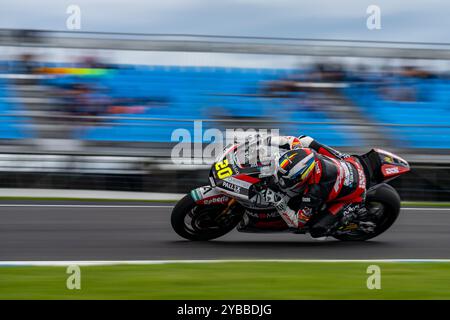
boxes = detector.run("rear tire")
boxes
[333,184,401,241]
[171,194,243,241]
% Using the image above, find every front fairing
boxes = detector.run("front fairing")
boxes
[209,140,277,202]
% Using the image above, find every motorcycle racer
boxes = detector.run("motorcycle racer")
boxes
[172,133,409,242]
[263,135,368,238]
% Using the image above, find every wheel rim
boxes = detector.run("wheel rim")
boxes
[368,201,391,232]
[183,205,238,237]
[339,201,386,237]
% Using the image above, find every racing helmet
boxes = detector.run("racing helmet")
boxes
[276,148,316,191]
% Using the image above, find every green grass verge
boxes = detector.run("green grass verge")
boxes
[1,262,450,299]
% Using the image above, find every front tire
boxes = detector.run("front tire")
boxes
[333,184,401,241]
[171,194,244,241]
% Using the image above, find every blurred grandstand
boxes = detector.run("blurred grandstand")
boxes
[0,29,449,200]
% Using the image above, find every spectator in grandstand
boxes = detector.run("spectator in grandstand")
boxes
[306,63,346,82]
[16,53,37,74]
[399,66,436,80]
[377,66,436,102]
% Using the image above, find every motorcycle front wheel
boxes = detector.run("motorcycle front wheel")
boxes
[171,194,244,241]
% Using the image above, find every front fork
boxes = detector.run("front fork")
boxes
[190,186,239,222]
[216,198,237,220]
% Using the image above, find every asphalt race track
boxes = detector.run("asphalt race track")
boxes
[1,201,450,261]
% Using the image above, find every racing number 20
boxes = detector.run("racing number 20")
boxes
[215,160,232,179]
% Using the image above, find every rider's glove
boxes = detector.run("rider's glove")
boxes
[275,199,314,229]
[274,197,299,228]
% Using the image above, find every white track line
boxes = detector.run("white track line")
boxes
[1,259,450,267]
[0,204,448,211]
[402,207,450,211]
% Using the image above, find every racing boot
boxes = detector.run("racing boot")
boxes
[309,212,340,238]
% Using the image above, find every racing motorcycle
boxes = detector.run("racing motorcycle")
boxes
[171,137,410,241]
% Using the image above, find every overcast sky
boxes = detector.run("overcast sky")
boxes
[1,0,449,43]
[2,0,450,69]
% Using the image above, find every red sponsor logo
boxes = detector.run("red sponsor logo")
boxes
[381,164,407,177]
[385,167,399,174]
[199,195,230,205]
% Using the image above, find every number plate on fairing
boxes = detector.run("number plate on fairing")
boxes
[212,159,235,180]
[210,145,263,200]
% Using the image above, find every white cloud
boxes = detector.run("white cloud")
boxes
[0,0,449,42]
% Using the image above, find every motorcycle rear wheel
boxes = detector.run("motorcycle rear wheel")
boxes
[333,183,401,241]
[171,194,244,241]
